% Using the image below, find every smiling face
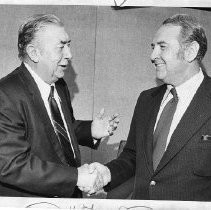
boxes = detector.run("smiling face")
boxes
[35,24,72,84]
[150,25,190,86]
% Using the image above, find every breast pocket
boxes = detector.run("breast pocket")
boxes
[192,143,211,177]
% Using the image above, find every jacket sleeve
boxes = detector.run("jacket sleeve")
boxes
[0,89,78,197]
[104,96,142,191]
[74,120,100,149]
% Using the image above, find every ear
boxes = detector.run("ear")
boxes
[26,43,40,63]
[184,41,199,62]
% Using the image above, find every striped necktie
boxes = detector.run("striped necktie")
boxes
[48,86,76,167]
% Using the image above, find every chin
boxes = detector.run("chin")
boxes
[57,72,65,79]
[156,74,165,81]
[156,71,167,80]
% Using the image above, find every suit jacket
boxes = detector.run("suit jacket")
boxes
[106,73,211,201]
[0,63,96,198]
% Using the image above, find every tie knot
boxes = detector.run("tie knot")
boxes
[49,86,55,99]
[170,88,178,101]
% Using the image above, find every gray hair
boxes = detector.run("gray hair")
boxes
[18,14,64,61]
[162,14,207,62]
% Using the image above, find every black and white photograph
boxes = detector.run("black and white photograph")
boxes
[0,0,211,209]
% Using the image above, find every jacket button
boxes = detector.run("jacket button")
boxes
[150,180,156,186]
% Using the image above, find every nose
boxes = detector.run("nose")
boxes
[150,46,159,62]
[64,45,72,60]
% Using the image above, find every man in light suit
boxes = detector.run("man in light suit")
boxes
[0,14,119,198]
[89,14,211,201]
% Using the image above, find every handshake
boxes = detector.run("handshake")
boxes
[77,162,111,196]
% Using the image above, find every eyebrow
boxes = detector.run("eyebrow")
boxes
[151,41,167,47]
[157,41,167,45]
[60,40,71,45]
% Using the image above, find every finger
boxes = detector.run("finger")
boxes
[93,180,102,192]
[114,118,120,123]
[112,122,118,129]
[108,120,119,135]
[83,163,89,169]
[109,131,114,136]
[91,172,103,191]
[87,184,97,196]
[87,190,96,196]
[88,163,97,174]
[110,113,119,120]
[96,172,104,187]
[109,121,114,127]
[107,126,114,136]
[97,173,105,189]
[97,108,105,119]
[87,192,96,196]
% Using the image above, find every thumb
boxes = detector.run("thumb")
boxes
[88,163,96,174]
[97,108,105,119]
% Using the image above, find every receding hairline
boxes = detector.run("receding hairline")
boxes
[18,14,66,60]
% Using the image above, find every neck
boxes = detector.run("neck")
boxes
[24,60,53,85]
[170,62,200,87]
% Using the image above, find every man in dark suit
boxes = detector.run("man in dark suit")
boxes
[0,14,119,198]
[88,14,211,201]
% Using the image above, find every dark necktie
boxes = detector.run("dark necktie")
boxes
[48,86,76,166]
[153,88,178,170]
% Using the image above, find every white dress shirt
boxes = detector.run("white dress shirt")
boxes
[154,70,204,150]
[24,63,75,157]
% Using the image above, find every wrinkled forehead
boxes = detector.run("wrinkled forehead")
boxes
[152,25,182,44]
[35,24,70,43]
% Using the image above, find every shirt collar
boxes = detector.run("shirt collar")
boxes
[24,62,55,99]
[175,69,204,100]
[163,69,204,103]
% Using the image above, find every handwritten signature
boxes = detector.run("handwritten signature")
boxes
[25,201,153,210]
[25,201,94,209]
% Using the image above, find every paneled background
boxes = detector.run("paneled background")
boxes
[0,5,211,197]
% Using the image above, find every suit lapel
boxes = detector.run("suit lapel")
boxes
[18,63,68,165]
[56,82,81,166]
[155,77,211,173]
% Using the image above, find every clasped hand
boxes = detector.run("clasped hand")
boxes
[77,163,111,196]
